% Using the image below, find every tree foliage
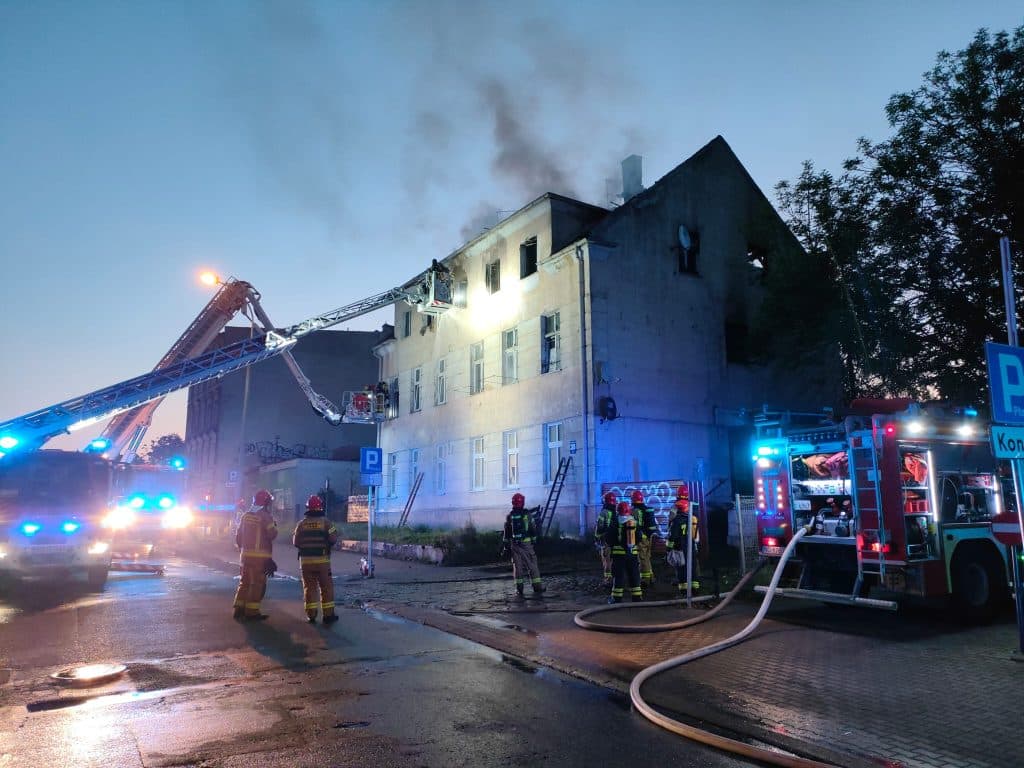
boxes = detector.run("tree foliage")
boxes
[141,434,185,465]
[775,26,1024,407]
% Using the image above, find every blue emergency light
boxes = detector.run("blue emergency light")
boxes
[62,521,80,533]
[20,522,41,536]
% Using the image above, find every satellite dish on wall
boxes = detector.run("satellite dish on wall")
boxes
[678,225,692,251]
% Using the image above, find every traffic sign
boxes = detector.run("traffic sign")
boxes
[991,424,1024,458]
[360,447,383,474]
[986,342,1024,424]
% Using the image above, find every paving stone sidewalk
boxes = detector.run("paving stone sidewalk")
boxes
[185,537,1024,768]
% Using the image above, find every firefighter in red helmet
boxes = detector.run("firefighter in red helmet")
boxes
[594,491,617,585]
[292,494,339,624]
[606,501,642,602]
[232,489,278,620]
[631,490,658,588]
[667,492,701,595]
[502,492,544,597]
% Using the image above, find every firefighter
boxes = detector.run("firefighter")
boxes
[292,494,339,624]
[594,492,616,585]
[666,486,700,595]
[503,493,544,597]
[232,488,278,621]
[631,490,658,588]
[606,500,643,603]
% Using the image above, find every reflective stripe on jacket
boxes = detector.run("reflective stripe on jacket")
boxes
[293,516,338,563]
[236,511,277,559]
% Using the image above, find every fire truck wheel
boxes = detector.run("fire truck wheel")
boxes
[87,567,109,591]
[951,549,1005,624]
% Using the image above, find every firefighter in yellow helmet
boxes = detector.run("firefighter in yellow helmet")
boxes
[607,501,643,602]
[666,485,700,595]
[232,489,278,620]
[503,493,544,597]
[292,494,339,624]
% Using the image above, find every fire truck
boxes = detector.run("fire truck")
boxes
[753,398,1019,622]
[0,263,453,586]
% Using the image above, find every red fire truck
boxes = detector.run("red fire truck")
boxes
[753,398,1019,621]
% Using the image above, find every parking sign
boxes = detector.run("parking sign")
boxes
[360,446,383,487]
[986,342,1024,424]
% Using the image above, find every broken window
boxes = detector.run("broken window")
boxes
[485,259,501,294]
[520,237,538,278]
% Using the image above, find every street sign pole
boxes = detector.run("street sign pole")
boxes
[367,484,374,578]
[998,235,1024,655]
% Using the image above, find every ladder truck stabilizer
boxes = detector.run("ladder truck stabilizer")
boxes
[0,264,454,453]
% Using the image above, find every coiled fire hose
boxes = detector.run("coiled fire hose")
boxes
[575,526,838,768]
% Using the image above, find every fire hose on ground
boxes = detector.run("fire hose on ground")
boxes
[574,526,840,768]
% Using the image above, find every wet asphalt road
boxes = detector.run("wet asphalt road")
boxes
[0,556,751,767]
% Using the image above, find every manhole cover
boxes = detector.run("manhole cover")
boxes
[50,663,127,687]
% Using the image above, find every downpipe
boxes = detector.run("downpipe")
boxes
[576,525,840,768]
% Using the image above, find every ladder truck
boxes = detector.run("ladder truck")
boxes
[0,263,453,587]
[752,398,1020,622]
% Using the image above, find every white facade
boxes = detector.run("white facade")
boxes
[376,137,838,534]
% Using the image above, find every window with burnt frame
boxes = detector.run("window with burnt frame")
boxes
[485,259,501,294]
[520,237,538,278]
[725,320,751,364]
[678,231,701,274]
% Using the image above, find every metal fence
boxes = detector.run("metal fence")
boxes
[728,494,759,573]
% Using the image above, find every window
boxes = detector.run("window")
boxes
[725,320,751,364]
[678,230,701,274]
[435,358,447,405]
[402,310,412,337]
[502,327,518,384]
[471,436,485,491]
[454,279,468,309]
[410,367,422,412]
[747,243,767,270]
[435,443,448,495]
[410,448,420,490]
[504,430,519,488]
[386,376,399,419]
[485,259,501,294]
[543,422,563,484]
[387,452,399,498]
[541,312,561,373]
[520,237,538,278]
[470,341,484,394]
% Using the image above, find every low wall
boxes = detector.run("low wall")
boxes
[337,539,445,565]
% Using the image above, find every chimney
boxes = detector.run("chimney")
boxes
[621,154,643,201]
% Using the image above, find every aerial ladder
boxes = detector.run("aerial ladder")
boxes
[0,263,453,455]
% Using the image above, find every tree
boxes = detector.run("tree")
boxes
[776,26,1024,406]
[140,434,185,466]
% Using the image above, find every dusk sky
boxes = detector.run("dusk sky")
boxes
[2,1,1021,452]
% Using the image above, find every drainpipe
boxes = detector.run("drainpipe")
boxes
[575,243,592,537]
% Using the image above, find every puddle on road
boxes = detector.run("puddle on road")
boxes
[500,655,539,675]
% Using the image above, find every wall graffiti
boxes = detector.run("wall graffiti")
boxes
[246,440,331,463]
[599,478,705,537]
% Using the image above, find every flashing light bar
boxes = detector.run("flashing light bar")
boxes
[62,521,80,533]
[20,522,41,536]
[0,436,19,450]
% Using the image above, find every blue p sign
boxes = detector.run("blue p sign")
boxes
[360,447,383,473]
[987,342,1024,424]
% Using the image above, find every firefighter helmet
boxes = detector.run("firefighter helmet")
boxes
[631,490,644,504]
[253,489,274,507]
[617,501,632,515]
[511,492,525,509]
[676,498,690,513]
[677,485,689,500]
[306,494,325,513]
[603,491,617,506]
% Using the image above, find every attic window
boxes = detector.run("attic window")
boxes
[747,243,767,270]
[678,231,700,275]
[520,237,538,278]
